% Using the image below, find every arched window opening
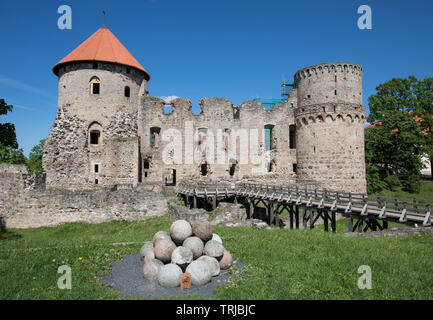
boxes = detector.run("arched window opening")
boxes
[90,77,100,94]
[144,161,150,169]
[223,128,231,152]
[200,163,208,176]
[289,125,296,149]
[150,127,161,148]
[163,105,172,114]
[229,163,236,176]
[124,86,130,97]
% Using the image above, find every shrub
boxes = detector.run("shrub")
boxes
[402,175,421,193]
[384,175,401,191]
[366,164,387,194]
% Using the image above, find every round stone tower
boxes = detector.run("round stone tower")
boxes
[44,27,150,190]
[294,62,366,194]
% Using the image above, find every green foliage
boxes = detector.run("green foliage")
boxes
[412,77,433,178]
[367,77,433,178]
[367,78,415,123]
[384,175,401,191]
[0,99,26,164]
[0,143,26,164]
[402,175,421,194]
[0,99,17,149]
[26,139,45,173]
[366,164,387,194]
[365,110,424,176]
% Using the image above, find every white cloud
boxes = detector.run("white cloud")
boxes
[0,75,56,100]
[159,96,180,103]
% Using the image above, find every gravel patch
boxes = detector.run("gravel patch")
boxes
[100,253,245,299]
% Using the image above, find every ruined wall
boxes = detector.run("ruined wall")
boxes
[0,165,167,229]
[138,93,298,185]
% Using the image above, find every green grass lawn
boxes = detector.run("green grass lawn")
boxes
[376,180,433,201]
[1,215,433,300]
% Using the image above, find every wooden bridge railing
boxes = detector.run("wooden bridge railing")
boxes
[176,182,432,227]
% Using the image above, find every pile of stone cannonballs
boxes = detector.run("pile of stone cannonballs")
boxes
[139,219,233,288]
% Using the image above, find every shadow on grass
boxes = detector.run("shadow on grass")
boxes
[0,216,21,241]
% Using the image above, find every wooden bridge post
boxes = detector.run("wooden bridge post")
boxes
[323,211,329,232]
[303,208,308,229]
[249,199,254,219]
[289,206,294,229]
[295,206,300,229]
[193,195,197,209]
[357,218,364,233]
[212,195,217,210]
[331,212,336,232]
[269,201,274,226]
[348,216,353,232]
[309,209,314,230]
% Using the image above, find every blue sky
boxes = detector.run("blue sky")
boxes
[0,0,432,155]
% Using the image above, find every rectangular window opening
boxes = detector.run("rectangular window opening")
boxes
[90,131,101,145]
[94,164,99,173]
[92,83,100,94]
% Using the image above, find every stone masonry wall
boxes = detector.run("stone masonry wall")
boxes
[138,93,298,185]
[0,164,167,229]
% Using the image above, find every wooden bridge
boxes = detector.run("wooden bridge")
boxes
[176,182,432,232]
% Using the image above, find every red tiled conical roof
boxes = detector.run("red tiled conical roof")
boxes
[52,27,150,79]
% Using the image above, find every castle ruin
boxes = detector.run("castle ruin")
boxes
[43,27,367,194]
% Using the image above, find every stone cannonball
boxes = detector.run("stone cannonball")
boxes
[144,248,155,264]
[203,240,224,260]
[211,233,222,244]
[182,236,204,260]
[142,259,164,281]
[153,231,171,242]
[170,220,193,244]
[154,238,176,263]
[192,220,213,242]
[219,249,233,270]
[139,241,154,261]
[157,263,183,288]
[197,255,220,277]
[171,246,193,272]
[185,260,212,286]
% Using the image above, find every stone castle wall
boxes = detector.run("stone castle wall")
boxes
[42,61,367,194]
[0,164,167,229]
[138,91,298,185]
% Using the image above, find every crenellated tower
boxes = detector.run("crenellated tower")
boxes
[293,62,367,193]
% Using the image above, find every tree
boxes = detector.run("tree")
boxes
[367,78,415,123]
[365,110,424,177]
[0,99,18,148]
[412,77,433,179]
[0,98,26,165]
[27,139,45,173]
[367,77,433,179]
